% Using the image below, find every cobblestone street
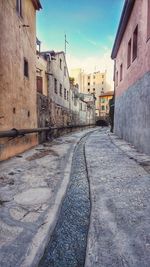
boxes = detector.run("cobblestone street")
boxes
[0,128,150,267]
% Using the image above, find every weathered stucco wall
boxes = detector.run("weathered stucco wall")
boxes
[114,71,150,154]
[48,53,70,109]
[36,55,48,96]
[115,0,150,98]
[0,0,38,161]
[114,0,150,155]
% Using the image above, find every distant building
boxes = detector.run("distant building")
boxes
[0,0,42,161]
[36,51,50,142]
[111,0,150,154]
[36,50,71,135]
[79,93,96,125]
[71,69,111,116]
[70,79,95,125]
[99,91,114,118]
[70,68,84,92]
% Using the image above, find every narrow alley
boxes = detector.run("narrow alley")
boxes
[1,1,150,266]
[0,128,150,267]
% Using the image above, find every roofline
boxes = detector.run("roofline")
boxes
[31,0,42,10]
[111,0,135,59]
[99,92,114,97]
[40,50,70,78]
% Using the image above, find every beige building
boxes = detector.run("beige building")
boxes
[70,84,96,125]
[36,51,50,142]
[71,69,110,116]
[99,91,114,118]
[0,0,42,161]
[36,50,71,129]
[36,52,96,133]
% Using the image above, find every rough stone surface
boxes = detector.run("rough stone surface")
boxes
[1,127,150,267]
[85,129,150,267]
[0,128,95,267]
[14,188,51,206]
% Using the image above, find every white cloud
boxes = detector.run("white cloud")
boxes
[66,49,114,89]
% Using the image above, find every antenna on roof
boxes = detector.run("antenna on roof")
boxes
[65,34,69,54]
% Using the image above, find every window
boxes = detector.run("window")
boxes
[132,25,138,61]
[147,0,150,40]
[64,88,67,99]
[88,76,90,79]
[67,91,69,101]
[88,89,90,92]
[93,82,95,85]
[101,98,105,103]
[102,106,105,111]
[102,81,104,84]
[93,75,95,79]
[88,82,90,86]
[24,58,29,78]
[116,71,118,86]
[120,64,123,81]
[93,88,95,91]
[37,76,43,94]
[64,66,66,76]
[54,78,57,94]
[127,39,131,68]
[60,59,62,69]
[102,75,104,78]
[60,84,62,96]
[16,0,22,17]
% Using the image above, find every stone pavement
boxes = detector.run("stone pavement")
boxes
[85,129,150,267]
[0,128,95,267]
[1,127,150,267]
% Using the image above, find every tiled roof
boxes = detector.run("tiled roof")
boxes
[99,91,114,97]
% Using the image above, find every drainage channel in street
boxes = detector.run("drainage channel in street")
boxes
[38,134,91,267]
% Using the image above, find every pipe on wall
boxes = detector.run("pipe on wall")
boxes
[0,125,95,138]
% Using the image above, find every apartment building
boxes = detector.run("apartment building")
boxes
[71,69,109,116]
[99,91,114,118]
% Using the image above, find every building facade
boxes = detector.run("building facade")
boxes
[38,51,71,128]
[0,0,41,161]
[99,91,114,118]
[36,51,50,142]
[36,52,96,136]
[111,0,150,154]
[71,68,111,116]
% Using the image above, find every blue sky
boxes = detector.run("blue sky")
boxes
[37,0,124,85]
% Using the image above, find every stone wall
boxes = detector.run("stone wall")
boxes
[114,71,150,154]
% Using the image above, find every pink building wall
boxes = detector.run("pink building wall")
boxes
[115,0,150,98]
